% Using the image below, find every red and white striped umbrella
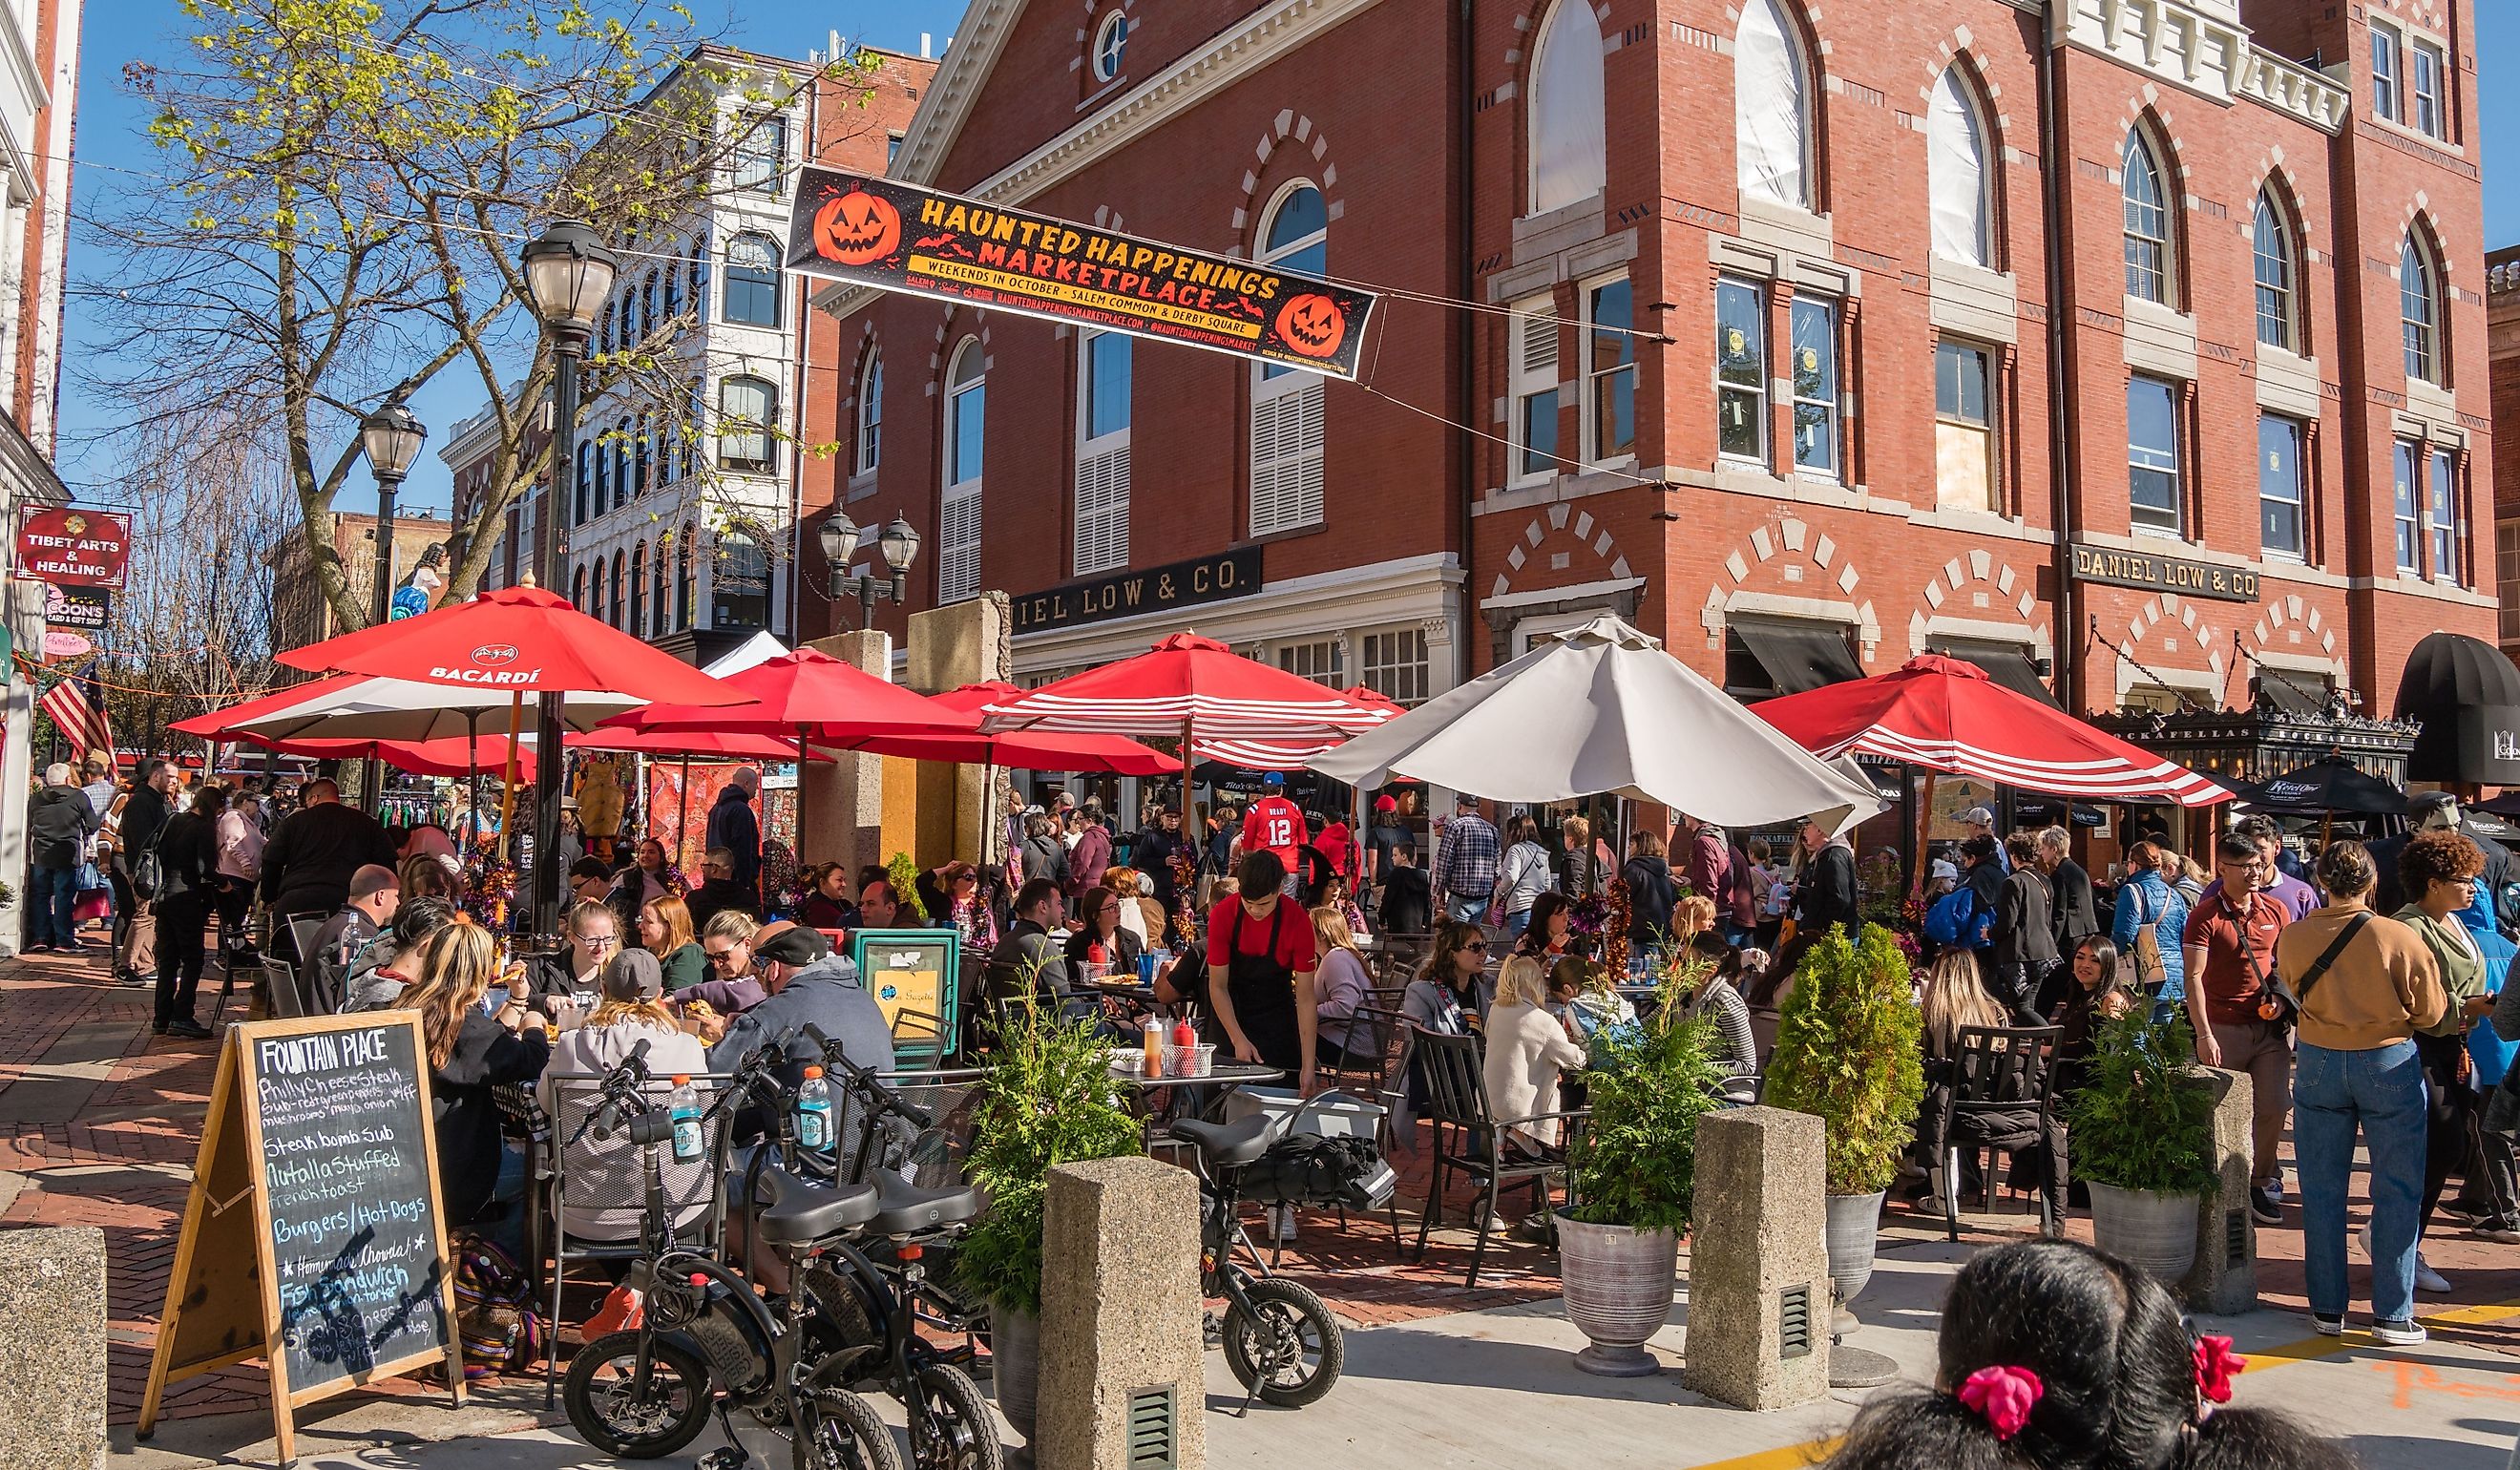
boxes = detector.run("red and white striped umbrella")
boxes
[1753,653,2232,807]
[979,634,1394,788]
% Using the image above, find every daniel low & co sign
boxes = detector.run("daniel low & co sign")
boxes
[2068,541,2260,602]
[1014,548,1263,633]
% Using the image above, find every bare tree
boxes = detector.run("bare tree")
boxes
[78,0,878,633]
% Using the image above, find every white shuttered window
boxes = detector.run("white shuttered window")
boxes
[1075,331,1132,574]
[1250,185,1328,536]
[939,341,985,602]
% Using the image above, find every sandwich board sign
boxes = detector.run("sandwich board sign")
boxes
[136,1014,464,1464]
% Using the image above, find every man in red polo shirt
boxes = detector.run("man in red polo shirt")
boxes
[2182,830,2293,1226]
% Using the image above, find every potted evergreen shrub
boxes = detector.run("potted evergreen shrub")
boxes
[1558,960,1726,1376]
[1763,924,1925,1337]
[2067,1007,2217,1281]
[955,992,1141,1435]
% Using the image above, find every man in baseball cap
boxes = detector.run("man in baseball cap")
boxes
[1957,806,2008,872]
[704,917,892,1088]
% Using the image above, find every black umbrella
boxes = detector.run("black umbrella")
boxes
[2226,755,2405,817]
[2478,791,2520,820]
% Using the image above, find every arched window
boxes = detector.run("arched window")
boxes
[2122,130,2172,305]
[574,441,590,525]
[938,341,985,603]
[713,524,769,630]
[855,348,883,473]
[719,375,776,473]
[609,549,626,628]
[651,532,670,635]
[662,247,682,319]
[1091,9,1127,82]
[1250,184,1329,536]
[616,294,635,352]
[688,225,709,312]
[630,541,647,634]
[677,521,698,628]
[1527,0,1606,215]
[722,233,782,327]
[640,269,658,340]
[1734,0,1808,209]
[2401,231,2442,384]
[633,412,652,497]
[2252,190,2299,351]
[1926,67,1989,267]
[588,556,606,623]
[572,563,588,610]
[613,418,632,510]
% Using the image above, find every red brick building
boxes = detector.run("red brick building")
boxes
[805,0,2493,785]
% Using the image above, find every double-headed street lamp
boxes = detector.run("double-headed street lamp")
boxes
[818,511,921,632]
[356,399,427,814]
[519,220,617,942]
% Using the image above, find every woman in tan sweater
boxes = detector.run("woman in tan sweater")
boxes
[2274,840,2446,1346]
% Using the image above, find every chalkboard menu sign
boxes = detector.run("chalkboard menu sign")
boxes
[138,1014,464,1465]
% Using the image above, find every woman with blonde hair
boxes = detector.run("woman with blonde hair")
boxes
[1482,954,1587,1155]
[407,918,548,1242]
[1558,813,1599,898]
[637,892,706,992]
[1674,893,1718,941]
[1102,865,1156,946]
[1312,905,1376,1069]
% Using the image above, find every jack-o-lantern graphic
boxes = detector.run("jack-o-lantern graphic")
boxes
[814,188,902,265]
[1273,292,1347,359]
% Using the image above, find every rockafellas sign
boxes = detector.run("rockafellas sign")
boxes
[16,506,133,589]
[787,170,1378,380]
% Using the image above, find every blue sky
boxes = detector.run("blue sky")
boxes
[51,2,2520,517]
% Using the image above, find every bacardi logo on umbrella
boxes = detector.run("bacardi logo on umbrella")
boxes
[430,642,539,685]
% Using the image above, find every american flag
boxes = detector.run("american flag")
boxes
[38,668,112,766]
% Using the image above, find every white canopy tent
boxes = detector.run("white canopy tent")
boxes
[1307,615,1882,833]
[703,631,790,680]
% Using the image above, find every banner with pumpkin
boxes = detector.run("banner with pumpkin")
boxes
[785,167,1379,380]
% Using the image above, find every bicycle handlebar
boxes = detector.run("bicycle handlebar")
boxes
[801,1023,934,1130]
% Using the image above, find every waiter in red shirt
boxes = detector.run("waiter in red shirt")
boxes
[1205,849,1318,1091]
[1241,773,1309,893]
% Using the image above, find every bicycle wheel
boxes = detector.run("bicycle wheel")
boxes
[562,1330,715,1459]
[912,1363,1006,1470]
[1219,1276,1344,1407]
[793,1380,907,1470]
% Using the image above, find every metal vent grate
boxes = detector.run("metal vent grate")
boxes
[1127,1385,1177,1468]
[1779,1283,1813,1359]
[2226,1208,2249,1268]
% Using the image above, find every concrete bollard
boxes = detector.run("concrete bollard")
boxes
[0,1226,106,1469]
[2180,1066,2258,1314]
[1683,1107,1831,1410]
[1036,1157,1207,1470]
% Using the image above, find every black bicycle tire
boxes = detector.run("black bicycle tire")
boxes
[561,1330,715,1459]
[913,1363,1007,1470]
[792,1380,908,1470]
[1220,1276,1344,1408]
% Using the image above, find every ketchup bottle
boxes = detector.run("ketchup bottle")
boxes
[1170,1013,1197,1076]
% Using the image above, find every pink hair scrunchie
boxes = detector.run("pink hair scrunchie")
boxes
[1957,1364,2045,1441]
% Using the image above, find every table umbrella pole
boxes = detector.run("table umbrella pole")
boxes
[496,691,524,864]
[1913,770,1938,898]
[466,709,481,852]
[678,754,692,881]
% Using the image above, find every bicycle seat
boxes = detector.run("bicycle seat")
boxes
[755,1168,882,1245]
[1168,1114,1276,1167]
[861,1176,984,1236]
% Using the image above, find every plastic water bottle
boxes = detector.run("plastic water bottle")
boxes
[669,1075,703,1163]
[796,1066,833,1153]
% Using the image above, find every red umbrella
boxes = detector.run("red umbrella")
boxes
[599,648,966,752]
[1198,684,1406,768]
[277,585,742,706]
[976,634,1394,795]
[240,733,541,782]
[822,682,1177,774]
[1753,654,2231,807]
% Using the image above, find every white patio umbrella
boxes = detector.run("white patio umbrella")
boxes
[1307,615,1882,832]
[206,674,650,742]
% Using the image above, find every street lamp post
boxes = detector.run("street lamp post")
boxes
[817,511,922,633]
[356,400,428,815]
[519,221,618,944]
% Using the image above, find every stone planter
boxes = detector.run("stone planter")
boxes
[1555,1211,1678,1376]
[2089,1182,2201,1283]
[1822,1190,1885,1314]
[991,1306,1040,1437]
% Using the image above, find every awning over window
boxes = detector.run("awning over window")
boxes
[1733,617,1863,696]
[2395,631,2520,785]
[1926,638,2060,709]
[2253,670,2328,717]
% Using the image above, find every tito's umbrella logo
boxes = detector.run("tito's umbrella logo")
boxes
[428,643,538,685]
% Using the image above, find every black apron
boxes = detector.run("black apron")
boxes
[1207,901,1302,1070]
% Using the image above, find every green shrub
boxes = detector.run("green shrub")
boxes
[887,850,929,923]
[954,992,1141,1315]
[2065,1009,2217,1196]
[1764,923,1926,1197]
[1566,959,1728,1235]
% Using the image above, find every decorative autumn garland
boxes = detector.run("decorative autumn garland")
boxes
[1602,875,1632,976]
[1168,844,1201,949]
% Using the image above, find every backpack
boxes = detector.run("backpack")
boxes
[1922,885,1992,950]
[1239,1133,1396,1210]
[451,1232,544,1378]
